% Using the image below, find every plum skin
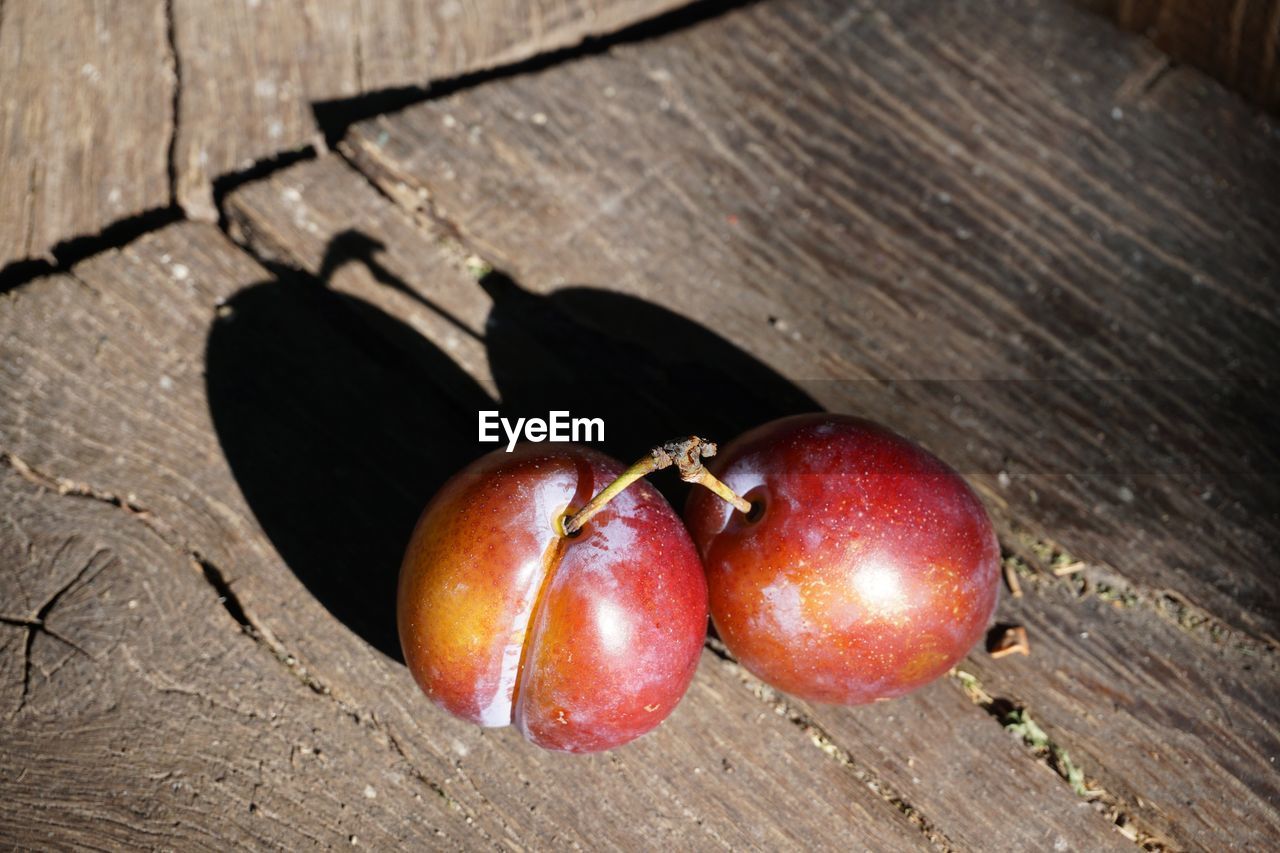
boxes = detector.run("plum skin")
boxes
[397,444,708,753]
[685,414,999,705]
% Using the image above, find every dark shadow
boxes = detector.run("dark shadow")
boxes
[206,230,819,659]
[985,623,1025,656]
[478,272,821,506]
[205,233,492,660]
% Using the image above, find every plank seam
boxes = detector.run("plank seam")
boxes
[310,0,765,148]
[210,145,319,233]
[0,207,184,296]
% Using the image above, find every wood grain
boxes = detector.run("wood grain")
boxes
[1076,0,1280,108]
[171,0,688,221]
[0,0,173,269]
[0,222,931,850]
[224,153,1136,851]
[341,0,1280,846]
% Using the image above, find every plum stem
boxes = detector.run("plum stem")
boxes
[561,455,661,535]
[562,437,750,535]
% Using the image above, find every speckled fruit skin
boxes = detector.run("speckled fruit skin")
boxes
[398,444,708,753]
[685,414,999,705]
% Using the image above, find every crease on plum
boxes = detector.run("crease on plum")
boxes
[476,467,576,727]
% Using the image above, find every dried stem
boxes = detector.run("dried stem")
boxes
[562,436,751,535]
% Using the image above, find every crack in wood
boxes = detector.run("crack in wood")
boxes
[310,0,763,149]
[1140,58,1176,96]
[335,136,465,249]
[0,451,322,697]
[6,545,108,719]
[953,669,1174,851]
[1116,54,1177,101]
[1,451,169,537]
[22,163,38,261]
[190,553,252,633]
[209,145,319,232]
[164,0,181,208]
[703,637,957,852]
[1,207,185,294]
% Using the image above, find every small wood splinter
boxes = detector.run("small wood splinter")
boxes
[1002,560,1023,599]
[1052,560,1085,577]
[989,625,1030,659]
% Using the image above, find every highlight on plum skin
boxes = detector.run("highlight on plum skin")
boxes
[397,444,708,753]
[684,414,1000,705]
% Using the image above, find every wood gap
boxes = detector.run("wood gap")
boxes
[952,669,1175,851]
[0,206,185,295]
[210,145,319,233]
[191,552,253,633]
[703,638,957,852]
[999,531,1279,657]
[164,0,180,208]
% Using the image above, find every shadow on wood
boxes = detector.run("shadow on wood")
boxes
[479,272,822,507]
[205,230,820,660]
[204,235,492,660]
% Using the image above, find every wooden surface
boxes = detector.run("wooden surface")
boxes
[1,0,684,270]
[1077,0,1280,109]
[4,0,1271,269]
[172,0,687,220]
[0,0,173,270]
[4,0,1280,849]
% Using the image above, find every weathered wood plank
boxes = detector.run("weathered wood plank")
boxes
[341,0,1280,846]
[0,222,929,850]
[0,466,481,849]
[0,0,173,269]
[1075,0,1280,109]
[225,154,1133,851]
[171,0,688,221]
